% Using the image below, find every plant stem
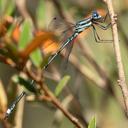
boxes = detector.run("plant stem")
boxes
[26,69,83,128]
[39,82,83,128]
[104,0,128,117]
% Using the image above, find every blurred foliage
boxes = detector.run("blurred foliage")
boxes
[55,75,70,96]
[88,117,96,128]
[0,0,128,128]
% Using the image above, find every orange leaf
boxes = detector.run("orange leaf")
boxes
[42,39,59,54]
[20,31,59,59]
[12,25,21,43]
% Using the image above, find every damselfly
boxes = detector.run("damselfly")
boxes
[4,10,113,119]
[44,10,112,69]
[4,91,26,120]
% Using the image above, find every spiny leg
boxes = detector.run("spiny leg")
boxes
[92,25,113,43]
[101,11,117,23]
[92,25,101,43]
[93,21,111,30]
[99,10,117,23]
[93,13,117,30]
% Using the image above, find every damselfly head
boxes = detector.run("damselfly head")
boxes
[92,11,102,20]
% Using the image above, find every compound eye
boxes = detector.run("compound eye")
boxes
[93,12,99,18]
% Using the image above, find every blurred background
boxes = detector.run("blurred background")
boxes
[0,0,128,128]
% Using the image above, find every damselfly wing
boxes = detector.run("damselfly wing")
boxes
[44,10,113,69]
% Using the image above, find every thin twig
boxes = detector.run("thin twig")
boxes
[40,83,83,128]
[26,68,83,128]
[13,86,25,128]
[103,0,128,117]
[68,53,106,88]
[52,0,66,19]
[77,42,114,94]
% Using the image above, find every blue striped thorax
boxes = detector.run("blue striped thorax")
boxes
[75,18,92,33]
[74,11,102,33]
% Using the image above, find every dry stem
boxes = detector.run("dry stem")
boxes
[41,84,83,128]
[26,69,83,128]
[104,0,128,117]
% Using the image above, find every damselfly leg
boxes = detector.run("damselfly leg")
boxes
[91,11,113,43]
[92,24,113,43]
[93,21,111,30]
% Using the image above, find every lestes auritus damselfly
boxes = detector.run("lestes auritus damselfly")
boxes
[44,10,112,69]
[4,10,114,119]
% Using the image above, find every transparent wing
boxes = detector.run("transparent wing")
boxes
[48,16,75,38]
[45,17,76,69]
[61,39,74,70]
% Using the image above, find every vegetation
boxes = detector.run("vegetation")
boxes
[0,0,128,128]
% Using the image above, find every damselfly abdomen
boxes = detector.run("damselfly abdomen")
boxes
[4,91,26,120]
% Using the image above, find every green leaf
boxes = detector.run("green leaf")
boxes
[0,0,15,16]
[37,0,46,28]
[5,0,15,15]
[19,20,32,50]
[0,0,4,16]
[55,75,70,96]
[30,49,42,67]
[5,41,19,62]
[88,117,96,128]
[13,75,38,94]
[7,22,16,36]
